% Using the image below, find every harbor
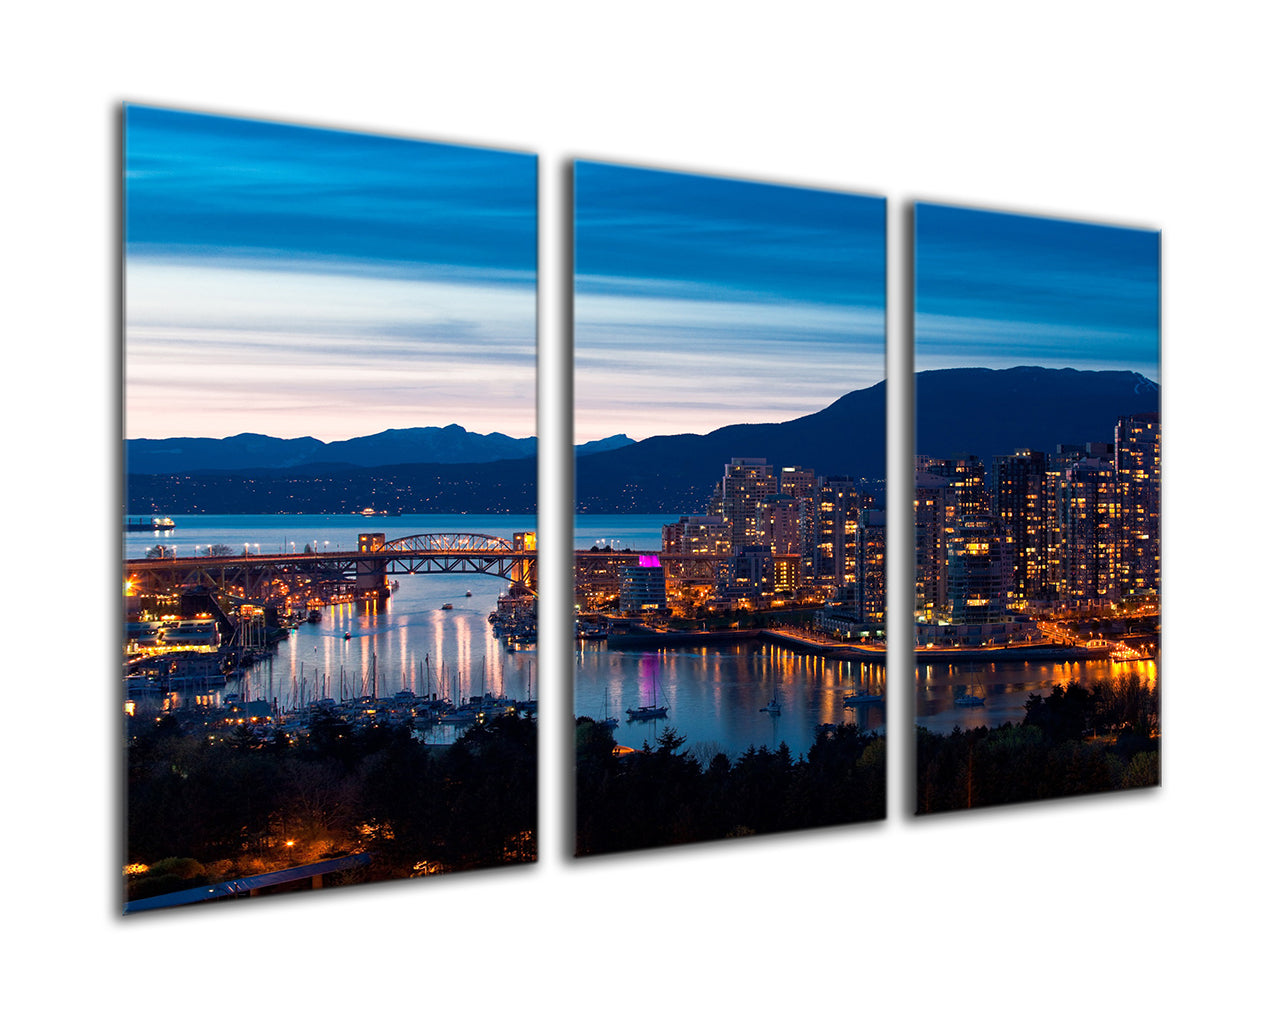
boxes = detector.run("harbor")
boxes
[123,513,539,742]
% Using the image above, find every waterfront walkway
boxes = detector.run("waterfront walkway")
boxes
[604,624,1108,664]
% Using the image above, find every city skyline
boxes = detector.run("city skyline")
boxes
[125,105,537,442]
[574,161,886,444]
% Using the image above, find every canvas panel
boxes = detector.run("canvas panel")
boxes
[912,202,1161,814]
[572,160,888,855]
[123,106,538,910]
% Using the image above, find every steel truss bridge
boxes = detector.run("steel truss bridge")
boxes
[125,533,538,602]
[124,533,796,603]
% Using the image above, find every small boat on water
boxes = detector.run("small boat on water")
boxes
[125,515,176,532]
[954,692,985,707]
[307,609,322,624]
[843,689,883,707]
[441,603,454,611]
[465,591,473,598]
[760,680,781,715]
[343,632,351,641]
[625,705,668,721]
[626,671,669,721]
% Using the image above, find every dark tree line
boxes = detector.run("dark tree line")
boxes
[126,711,537,903]
[575,722,886,856]
[916,679,1160,814]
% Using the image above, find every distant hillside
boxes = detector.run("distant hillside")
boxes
[574,366,1158,513]
[915,366,1158,459]
[126,426,637,474]
[124,368,1158,516]
[574,381,889,513]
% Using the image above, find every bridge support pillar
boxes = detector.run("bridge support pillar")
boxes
[513,531,537,591]
[356,533,390,598]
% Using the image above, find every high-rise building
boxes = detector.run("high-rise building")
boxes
[1115,412,1160,599]
[778,466,817,582]
[663,515,732,557]
[855,508,886,622]
[946,514,1005,625]
[708,457,776,547]
[719,544,774,607]
[914,471,952,622]
[1062,457,1121,603]
[992,448,1048,607]
[929,453,988,520]
[813,476,861,599]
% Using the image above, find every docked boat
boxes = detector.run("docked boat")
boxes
[307,609,322,624]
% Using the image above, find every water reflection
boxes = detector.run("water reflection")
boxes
[916,657,1159,733]
[575,640,886,759]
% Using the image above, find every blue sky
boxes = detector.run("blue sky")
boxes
[125,105,536,441]
[914,203,1160,381]
[574,161,885,442]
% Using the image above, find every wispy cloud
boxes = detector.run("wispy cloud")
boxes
[124,106,536,441]
[574,162,885,441]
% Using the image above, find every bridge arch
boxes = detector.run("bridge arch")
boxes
[358,531,537,594]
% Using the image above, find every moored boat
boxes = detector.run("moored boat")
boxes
[625,704,668,720]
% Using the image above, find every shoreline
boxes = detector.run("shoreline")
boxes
[604,627,1112,664]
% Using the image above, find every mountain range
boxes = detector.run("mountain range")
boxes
[125,367,1159,515]
[125,425,635,474]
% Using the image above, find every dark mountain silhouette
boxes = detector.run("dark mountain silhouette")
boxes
[124,368,1157,516]
[574,366,1158,513]
[915,366,1158,459]
[125,425,637,474]
[574,381,889,513]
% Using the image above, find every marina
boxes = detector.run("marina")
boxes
[124,513,538,742]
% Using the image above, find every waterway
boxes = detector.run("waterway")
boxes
[125,513,1159,754]
[125,514,537,739]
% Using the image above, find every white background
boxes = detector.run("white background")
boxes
[4,2,1274,1017]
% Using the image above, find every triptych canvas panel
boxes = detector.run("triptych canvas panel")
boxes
[571,162,888,855]
[912,204,1161,813]
[123,107,539,910]
[122,107,1159,912]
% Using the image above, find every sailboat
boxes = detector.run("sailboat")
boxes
[760,679,781,715]
[598,691,619,729]
[954,685,985,707]
[625,672,669,721]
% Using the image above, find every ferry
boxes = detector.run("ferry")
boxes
[126,515,176,532]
